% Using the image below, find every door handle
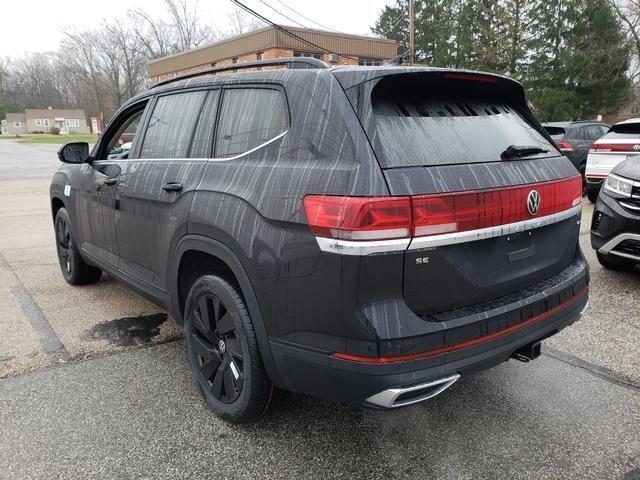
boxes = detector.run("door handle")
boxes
[103,177,117,186]
[162,182,183,192]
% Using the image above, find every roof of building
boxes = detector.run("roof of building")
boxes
[148,25,397,77]
[5,113,26,122]
[25,109,86,118]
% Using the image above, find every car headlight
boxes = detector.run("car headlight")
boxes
[603,173,634,198]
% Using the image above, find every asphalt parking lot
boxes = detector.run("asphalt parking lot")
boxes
[0,138,638,479]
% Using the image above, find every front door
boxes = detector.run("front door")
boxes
[76,102,149,267]
[115,89,217,292]
[55,120,67,134]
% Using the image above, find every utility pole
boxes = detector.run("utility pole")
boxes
[408,0,415,65]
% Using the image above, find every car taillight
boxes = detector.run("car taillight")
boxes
[590,142,639,152]
[411,176,582,237]
[303,196,411,240]
[555,141,573,152]
[304,176,582,242]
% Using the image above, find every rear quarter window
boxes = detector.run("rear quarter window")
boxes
[369,82,554,168]
[215,87,288,158]
[544,126,566,141]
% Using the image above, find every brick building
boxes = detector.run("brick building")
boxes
[148,26,397,84]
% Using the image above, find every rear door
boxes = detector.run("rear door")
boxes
[348,71,582,314]
[115,89,218,291]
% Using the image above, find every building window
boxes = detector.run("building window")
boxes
[232,57,238,64]
[293,51,322,60]
[256,52,264,61]
[358,58,382,66]
[631,104,640,116]
[210,62,216,67]
[35,119,42,127]
[66,119,80,128]
[13,121,21,127]
[43,119,50,127]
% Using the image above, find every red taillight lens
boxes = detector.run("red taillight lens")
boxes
[555,141,573,152]
[590,142,639,152]
[411,176,582,237]
[304,176,582,242]
[303,196,411,240]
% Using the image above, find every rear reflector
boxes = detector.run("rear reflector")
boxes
[304,175,582,243]
[555,141,573,152]
[590,142,640,152]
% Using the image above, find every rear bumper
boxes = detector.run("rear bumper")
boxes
[269,269,588,407]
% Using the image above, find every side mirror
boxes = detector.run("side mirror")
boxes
[57,142,89,163]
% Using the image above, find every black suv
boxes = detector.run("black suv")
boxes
[542,121,609,184]
[591,156,640,269]
[51,59,589,423]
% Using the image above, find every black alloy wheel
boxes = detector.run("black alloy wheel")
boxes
[53,207,101,285]
[190,293,244,403]
[55,214,73,276]
[184,275,273,423]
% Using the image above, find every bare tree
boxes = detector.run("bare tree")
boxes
[609,0,640,79]
[227,6,264,36]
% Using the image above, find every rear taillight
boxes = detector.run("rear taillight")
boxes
[590,142,640,152]
[411,176,582,237]
[304,175,582,243]
[303,196,411,240]
[555,141,573,152]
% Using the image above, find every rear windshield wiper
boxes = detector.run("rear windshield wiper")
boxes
[500,145,549,160]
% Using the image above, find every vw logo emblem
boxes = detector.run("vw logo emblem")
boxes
[218,340,226,353]
[527,190,541,216]
[634,144,640,151]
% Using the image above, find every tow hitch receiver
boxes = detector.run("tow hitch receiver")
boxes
[511,341,542,362]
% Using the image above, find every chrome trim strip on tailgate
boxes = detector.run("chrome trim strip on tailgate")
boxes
[408,204,582,250]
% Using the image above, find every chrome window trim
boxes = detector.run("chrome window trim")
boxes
[408,204,582,250]
[92,130,288,164]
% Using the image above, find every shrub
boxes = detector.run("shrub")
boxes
[50,126,60,135]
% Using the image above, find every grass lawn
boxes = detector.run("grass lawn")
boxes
[0,134,98,144]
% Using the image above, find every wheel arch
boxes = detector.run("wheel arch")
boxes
[170,235,283,388]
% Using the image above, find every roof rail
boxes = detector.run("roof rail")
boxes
[152,57,329,88]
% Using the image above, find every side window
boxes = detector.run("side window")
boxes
[189,90,220,158]
[215,88,288,158]
[103,103,148,160]
[139,91,206,159]
[586,125,603,140]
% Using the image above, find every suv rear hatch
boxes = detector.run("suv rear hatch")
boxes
[586,121,640,180]
[338,69,582,315]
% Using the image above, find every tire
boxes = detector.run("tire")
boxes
[597,252,636,271]
[586,186,599,204]
[184,275,274,423]
[54,207,102,285]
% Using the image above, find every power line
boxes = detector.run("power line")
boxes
[230,0,360,61]
[274,0,340,32]
[255,0,310,30]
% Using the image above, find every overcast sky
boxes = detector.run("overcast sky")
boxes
[0,0,394,57]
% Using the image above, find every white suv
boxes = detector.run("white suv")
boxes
[586,118,640,202]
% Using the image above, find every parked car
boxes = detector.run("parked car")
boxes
[50,59,589,423]
[107,141,132,159]
[543,121,609,188]
[585,118,640,203]
[591,156,640,270]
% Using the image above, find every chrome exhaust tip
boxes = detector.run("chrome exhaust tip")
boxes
[365,373,461,409]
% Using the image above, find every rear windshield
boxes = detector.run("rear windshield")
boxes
[369,82,555,168]
[544,126,566,140]
[603,123,640,140]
